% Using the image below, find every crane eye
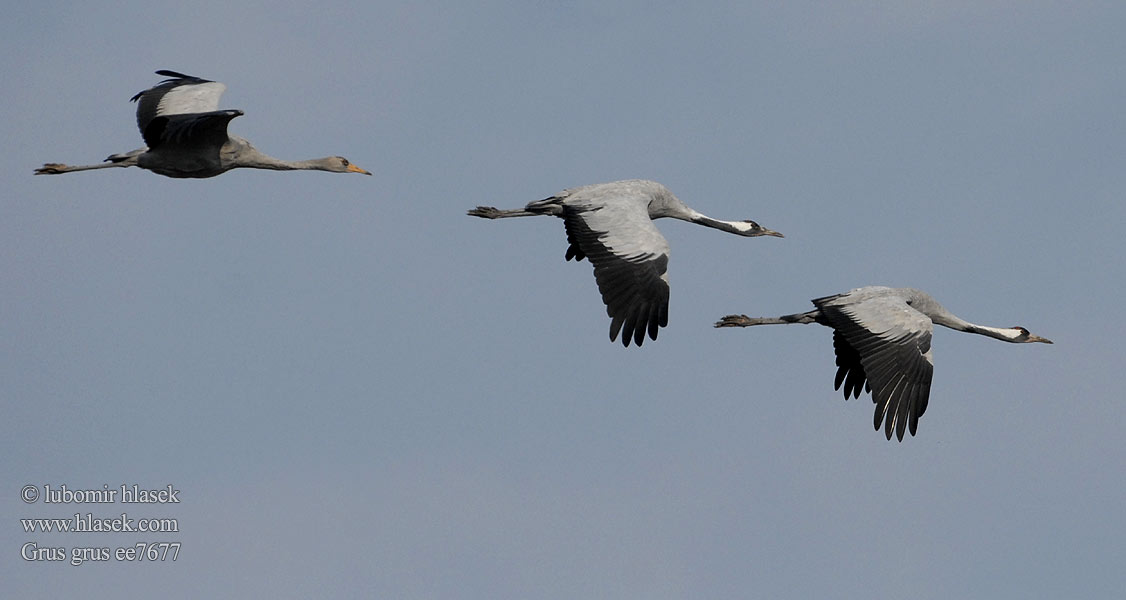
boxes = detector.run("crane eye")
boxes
[341,158,350,166]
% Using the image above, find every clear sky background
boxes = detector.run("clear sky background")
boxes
[3,2,1123,598]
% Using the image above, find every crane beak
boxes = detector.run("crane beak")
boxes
[1028,334,1053,344]
[347,163,372,175]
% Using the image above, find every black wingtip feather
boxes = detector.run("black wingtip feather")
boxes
[895,407,908,441]
[633,317,646,346]
[622,311,640,347]
[609,314,624,344]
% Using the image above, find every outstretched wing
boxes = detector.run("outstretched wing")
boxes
[559,196,670,347]
[131,70,227,137]
[140,110,243,150]
[813,291,934,440]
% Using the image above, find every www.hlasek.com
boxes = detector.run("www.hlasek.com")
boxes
[19,483,182,566]
[22,512,179,533]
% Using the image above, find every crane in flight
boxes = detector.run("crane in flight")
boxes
[469,179,782,347]
[35,70,371,179]
[715,286,1052,440]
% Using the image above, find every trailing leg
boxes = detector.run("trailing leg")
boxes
[714,310,820,328]
[466,206,540,219]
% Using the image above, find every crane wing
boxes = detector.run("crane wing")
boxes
[132,71,227,137]
[813,292,934,440]
[558,198,671,347]
[140,110,243,151]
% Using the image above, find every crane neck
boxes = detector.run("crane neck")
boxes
[689,214,758,235]
[227,141,332,171]
[238,154,323,171]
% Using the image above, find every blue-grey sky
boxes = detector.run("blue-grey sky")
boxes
[3,2,1123,598]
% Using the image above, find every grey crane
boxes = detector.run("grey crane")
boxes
[469,179,783,347]
[715,286,1052,440]
[35,70,371,179]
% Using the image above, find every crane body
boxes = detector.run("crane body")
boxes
[716,286,1052,440]
[36,70,370,179]
[470,179,782,346]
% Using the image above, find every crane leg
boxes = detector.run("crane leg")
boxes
[714,311,819,327]
[467,206,539,219]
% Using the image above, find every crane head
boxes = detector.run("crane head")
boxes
[335,157,372,175]
[734,220,784,238]
[1012,326,1053,343]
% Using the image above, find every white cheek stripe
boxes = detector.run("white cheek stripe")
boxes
[978,325,1022,340]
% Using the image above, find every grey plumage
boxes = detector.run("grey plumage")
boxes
[469,179,783,347]
[716,286,1052,440]
[35,70,371,179]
